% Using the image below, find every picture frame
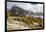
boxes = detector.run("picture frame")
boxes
[5,1,44,32]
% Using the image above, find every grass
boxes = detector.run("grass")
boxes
[7,12,43,29]
[12,16,43,28]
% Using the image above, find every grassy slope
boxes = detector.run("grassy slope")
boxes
[7,12,43,29]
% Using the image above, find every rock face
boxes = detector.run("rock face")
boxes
[10,5,26,16]
[8,5,43,19]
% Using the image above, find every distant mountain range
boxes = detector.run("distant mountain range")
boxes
[7,5,43,17]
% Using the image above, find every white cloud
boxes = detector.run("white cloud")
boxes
[7,2,43,13]
[14,2,43,12]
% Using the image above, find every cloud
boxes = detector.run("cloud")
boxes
[7,2,43,13]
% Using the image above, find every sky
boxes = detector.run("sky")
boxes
[10,0,44,2]
[7,2,43,13]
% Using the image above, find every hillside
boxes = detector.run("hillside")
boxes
[7,5,43,30]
